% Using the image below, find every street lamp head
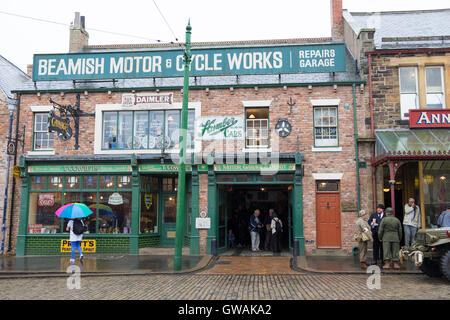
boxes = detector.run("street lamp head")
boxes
[7,98,17,114]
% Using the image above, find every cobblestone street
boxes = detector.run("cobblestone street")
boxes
[0,273,448,300]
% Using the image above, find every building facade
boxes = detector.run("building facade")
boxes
[9,2,373,257]
[0,55,30,254]
[344,8,450,231]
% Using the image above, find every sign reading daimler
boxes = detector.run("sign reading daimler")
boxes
[409,109,450,128]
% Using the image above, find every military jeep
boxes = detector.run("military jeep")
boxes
[400,227,450,281]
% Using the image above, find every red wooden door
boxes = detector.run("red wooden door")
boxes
[316,193,341,248]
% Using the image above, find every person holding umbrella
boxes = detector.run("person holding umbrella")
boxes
[56,203,93,264]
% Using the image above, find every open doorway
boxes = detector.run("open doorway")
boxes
[217,184,292,256]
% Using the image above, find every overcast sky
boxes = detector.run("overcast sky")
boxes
[1,0,449,72]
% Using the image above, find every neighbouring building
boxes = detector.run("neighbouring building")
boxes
[0,55,31,254]
[9,1,372,257]
[344,8,450,231]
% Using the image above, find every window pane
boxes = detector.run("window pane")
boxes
[400,93,418,119]
[166,110,180,149]
[426,93,444,108]
[65,176,80,189]
[118,176,132,189]
[48,176,63,190]
[118,112,133,149]
[163,195,177,223]
[140,193,158,234]
[31,176,46,190]
[188,110,195,149]
[103,112,117,150]
[400,67,417,93]
[426,67,443,93]
[84,176,97,189]
[83,192,98,234]
[149,111,165,149]
[134,111,149,149]
[28,192,62,234]
[317,181,339,192]
[100,176,115,189]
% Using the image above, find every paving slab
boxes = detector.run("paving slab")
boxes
[295,255,422,274]
[0,254,213,276]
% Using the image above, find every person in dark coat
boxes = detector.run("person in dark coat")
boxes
[378,207,403,270]
[271,212,283,254]
[264,209,275,250]
[368,204,386,265]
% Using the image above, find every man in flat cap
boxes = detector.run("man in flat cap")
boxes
[378,207,403,270]
[368,204,386,265]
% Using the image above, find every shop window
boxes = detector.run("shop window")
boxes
[399,67,419,120]
[28,175,133,234]
[423,160,450,228]
[133,111,149,149]
[140,193,158,234]
[163,177,177,191]
[426,66,446,108]
[149,111,165,149]
[246,107,269,148]
[314,107,338,147]
[28,192,62,234]
[33,113,54,150]
[98,192,132,233]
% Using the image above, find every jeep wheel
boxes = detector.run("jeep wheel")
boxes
[420,259,442,278]
[440,251,450,281]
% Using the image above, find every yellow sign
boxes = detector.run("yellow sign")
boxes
[167,231,176,238]
[13,166,20,179]
[61,239,96,253]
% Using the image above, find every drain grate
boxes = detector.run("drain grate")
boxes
[216,261,231,265]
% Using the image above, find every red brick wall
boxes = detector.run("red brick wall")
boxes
[12,84,370,254]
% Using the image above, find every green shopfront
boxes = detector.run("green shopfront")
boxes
[15,154,304,256]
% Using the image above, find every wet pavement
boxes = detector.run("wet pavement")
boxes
[0,254,212,276]
[295,255,422,274]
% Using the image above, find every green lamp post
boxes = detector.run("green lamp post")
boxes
[174,20,192,271]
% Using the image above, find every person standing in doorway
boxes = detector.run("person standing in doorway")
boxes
[271,212,283,255]
[249,209,263,252]
[403,198,421,246]
[264,209,275,250]
[66,218,85,264]
[368,204,385,265]
[355,210,373,269]
[437,205,450,227]
[378,207,403,270]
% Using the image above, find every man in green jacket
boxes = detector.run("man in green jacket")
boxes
[378,207,402,270]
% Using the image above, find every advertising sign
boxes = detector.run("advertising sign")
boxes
[195,218,211,229]
[38,194,55,207]
[28,224,43,234]
[108,192,123,205]
[200,116,244,140]
[48,111,73,141]
[33,43,346,81]
[409,109,450,128]
[61,239,96,253]
[122,93,173,106]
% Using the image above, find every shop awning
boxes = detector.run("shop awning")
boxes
[374,129,450,165]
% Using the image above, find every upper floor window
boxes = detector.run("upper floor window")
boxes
[245,107,269,148]
[314,107,338,147]
[426,66,445,108]
[102,110,195,151]
[399,67,418,120]
[33,113,54,150]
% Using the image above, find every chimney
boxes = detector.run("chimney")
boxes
[330,0,343,40]
[69,12,89,52]
[27,64,33,78]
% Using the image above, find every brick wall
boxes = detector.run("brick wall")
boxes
[12,83,370,254]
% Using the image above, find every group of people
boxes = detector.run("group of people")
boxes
[228,208,284,254]
[355,199,450,270]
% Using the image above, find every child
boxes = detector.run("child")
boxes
[228,229,235,248]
